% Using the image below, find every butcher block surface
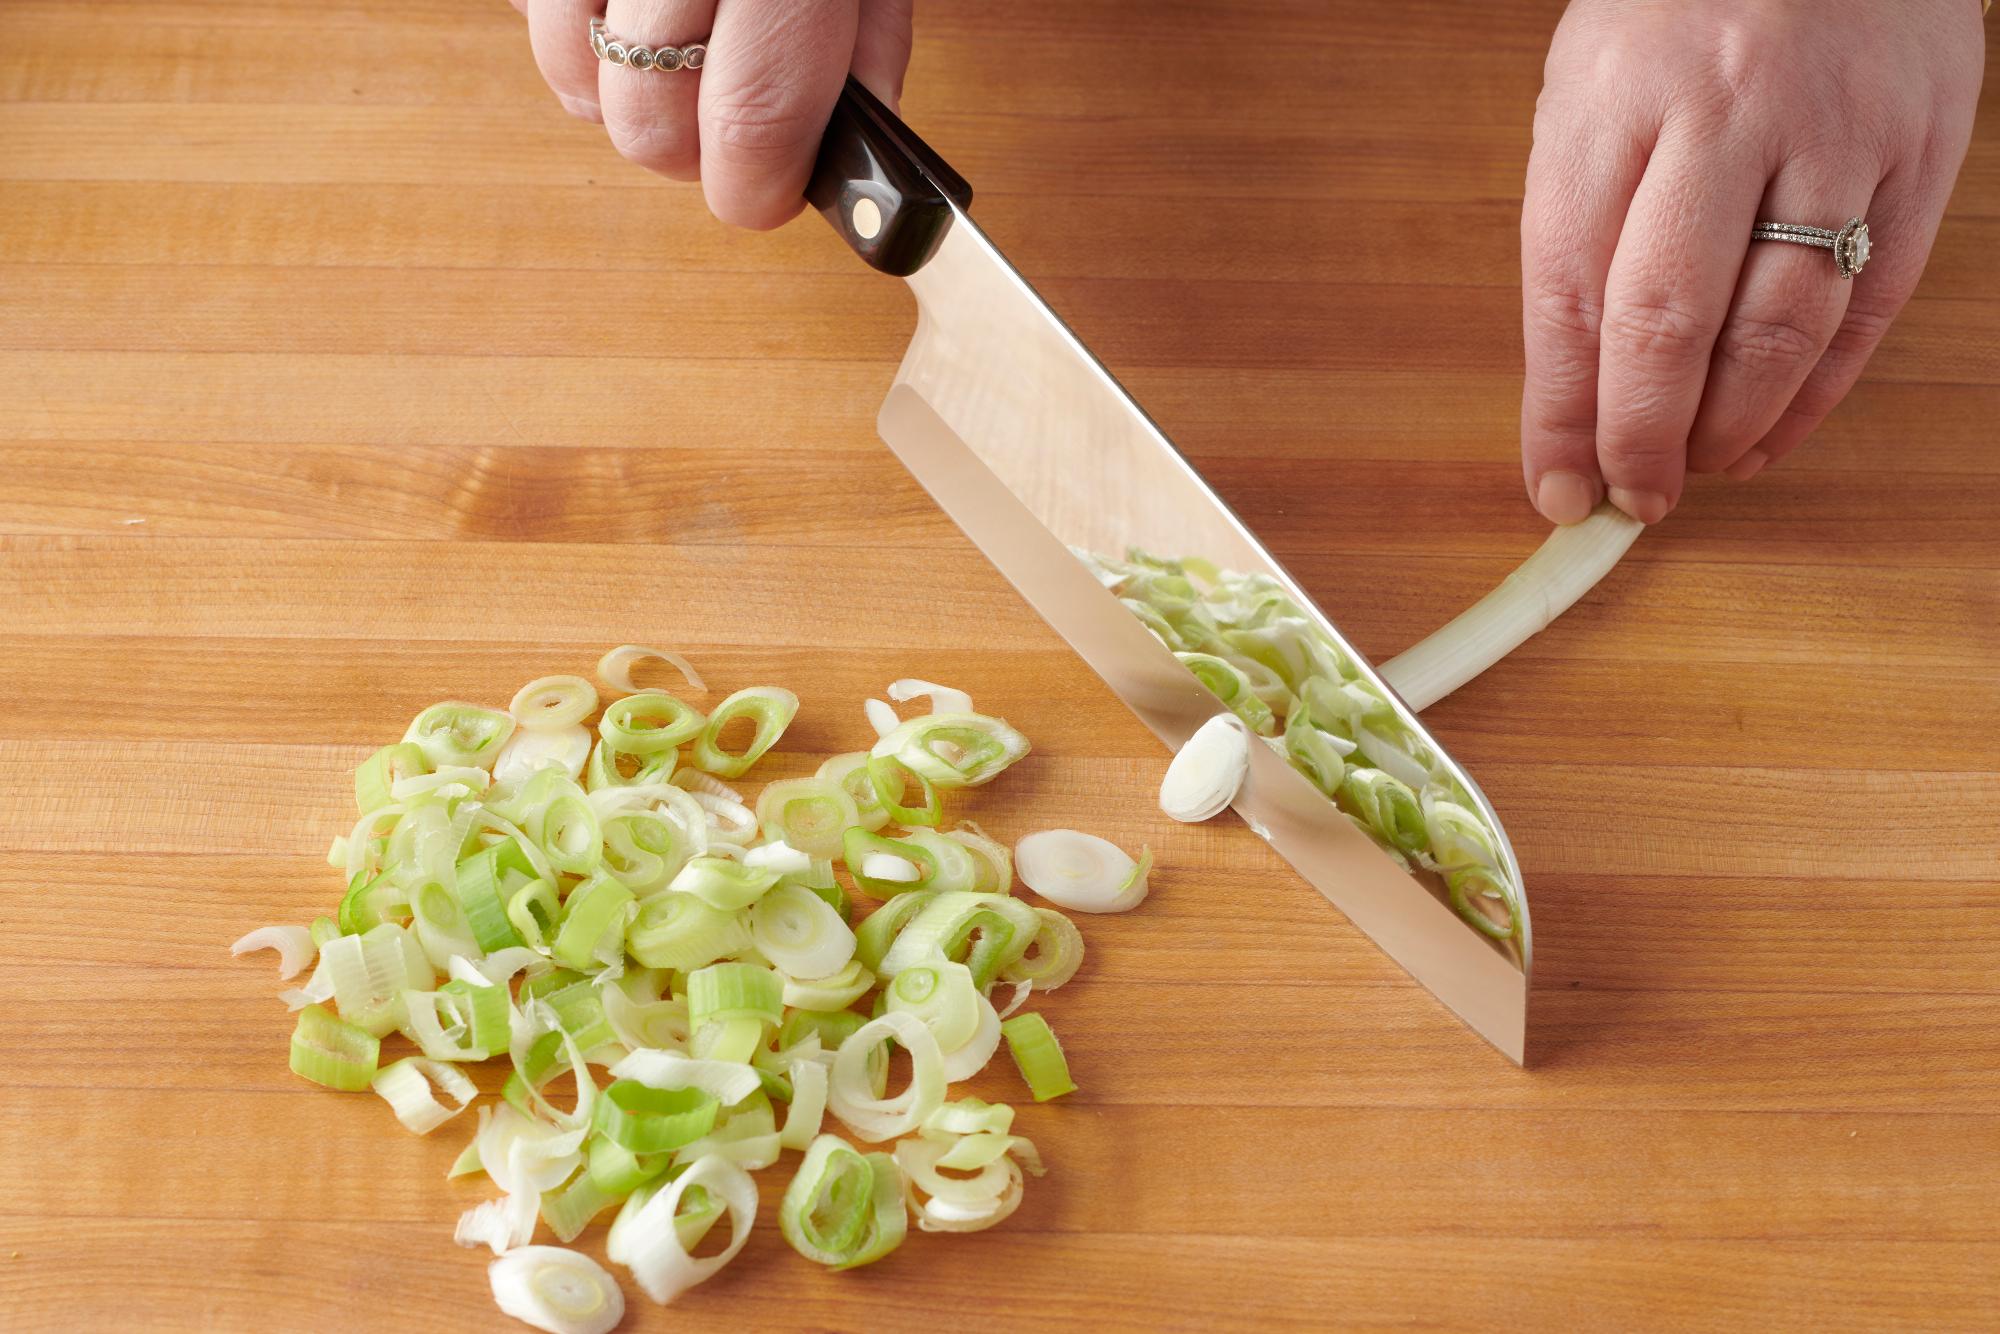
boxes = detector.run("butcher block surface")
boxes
[1,1,1996,1329]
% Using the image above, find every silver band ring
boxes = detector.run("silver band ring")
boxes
[1750,216,1872,280]
[590,17,706,72]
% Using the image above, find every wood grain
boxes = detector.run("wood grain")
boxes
[1,0,1995,1330]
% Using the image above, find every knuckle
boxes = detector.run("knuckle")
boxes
[1717,309,1826,382]
[1595,431,1683,475]
[704,81,822,161]
[1524,275,1603,341]
[1601,292,1717,366]
[603,111,698,175]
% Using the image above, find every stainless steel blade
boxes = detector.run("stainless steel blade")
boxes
[876,208,1531,1063]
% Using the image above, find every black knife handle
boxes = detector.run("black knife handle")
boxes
[807,76,971,277]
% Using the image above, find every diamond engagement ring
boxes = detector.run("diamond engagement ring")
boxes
[1750,216,1872,279]
[589,17,706,72]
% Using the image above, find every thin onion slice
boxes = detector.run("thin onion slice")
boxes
[489,1246,624,1334]
[886,678,974,714]
[1014,830,1152,913]
[614,1152,758,1305]
[863,697,898,738]
[508,676,600,731]
[1159,712,1251,823]
[494,725,592,784]
[372,1057,477,1134]
[598,645,707,696]
[231,925,317,980]
[828,1011,944,1142]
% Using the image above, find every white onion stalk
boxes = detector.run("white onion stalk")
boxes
[230,925,316,980]
[608,1049,762,1106]
[863,697,899,738]
[742,840,811,876]
[860,852,921,884]
[829,1011,945,1142]
[751,883,856,978]
[278,951,335,1011]
[488,1246,624,1334]
[778,1057,828,1151]
[1380,504,1643,711]
[1159,712,1250,823]
[940,991,1003,1083]
[614,1153,759,1305]
[372,1057,477,1134]
[1014,830,1152,913]
[391,765,492,801]
[886,678,974,714]
[493,725,592,784]
[692,791,758,846]
[597,644,706,696]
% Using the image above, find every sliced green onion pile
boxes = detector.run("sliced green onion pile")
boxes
[232,654,1152,1325]
[1086,547,1527,955]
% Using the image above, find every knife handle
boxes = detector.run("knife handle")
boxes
[807,76,971,277]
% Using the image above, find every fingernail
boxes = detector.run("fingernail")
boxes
[1724,448,1769,481]
[558,93,602,123]
[1607,486,1672,525]
[1534,471,1601,525]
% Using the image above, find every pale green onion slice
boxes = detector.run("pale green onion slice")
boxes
[598,644,707,696]
[600,691,706,757]
[885,959,980,1052]
[526,778,602,877]
[922,1097,1015,1138]
[410,878,483,973]
[686,961,782,1030]
[355,742,430,815]
[540,1162,623,1241]
[611,1049,761,1106]
[887,678,974,714]
[476,1102,587,1198]
[322,922,432,1036]
[1283,706,1353,797]
[754,777,860,860]
[941,991,1003,1083]
[389,765,491,802]
[1176,652,1275,734]
[614,1152,759,1305]
[1339,767,1429,859]
[289,1002,380,1091]
[893,830,978,893]
[455,1183,541,1257]
[828,1011,944,1142]
[692,792,759,847]
[230,924,317,980]
[550,872,635,973]
[816,752,889,833]
[583,738,676,792]
[667,856,778,911]
[690,1016,765,1064]
[671,1090,780,1170]
[405,702,516,770]
[509,1007,598,1138]
[876,891,1040,988]
[893,1133,1015,1208]
[859,851,921,890]
[750,882,856,979]
[996,978,1034,1018]
[865,753,942,827]
[1448,865,1520,941]
[494,724,593,785]
[372,1056,477,1134]
[1422,792,1505,872]
[1000,1012,1077,1101]
[488,1245,623,1334]
[404,979,508,1061]
[863,697,899,738]
[742,840,812,877]
[899,1141,1027,1235]
[779,959,875,1011]
[626,892,749,972]
[1159,712,1251,823]
[449,1136,484,1180]
[778,1133,877,1265]
[690,686,798,778]
[944,822,1012,894]
[592,1080,718,1154]
[1014,830,1151,914]
[778,1058,828,1151]
[509,676,600,731]
[1000,908,1086,991]
[600,811,697,894]
[506,880,562,952]
[599,970,690,1052]
[869,711,1031,789]
[669,768,742,803]
[852,891,934,973]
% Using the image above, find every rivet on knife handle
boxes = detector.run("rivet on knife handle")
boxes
[807,76,973,277]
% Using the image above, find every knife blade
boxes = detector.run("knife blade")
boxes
[807,79,1531,1063]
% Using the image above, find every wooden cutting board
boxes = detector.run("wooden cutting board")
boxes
[2,1,1996,1328]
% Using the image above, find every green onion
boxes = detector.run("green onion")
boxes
[672,1090,780,1171]
[550,872,635,972]
[625,892,749,972]
[869,711,1031,789]
[1000,1012,1077,1102]
[597,644,707,696]
[609,1153,759,1305]
[943,822,1013,894]
[828,1011,944,1142]
[592,1080,718,1154]
[876,891,1040,989]
[583,738,677,792]
[354,741,430,815]
[539,1165,624,1245]
[754,777,860,860]
[528,777,602,876]
[886,960,981,1052]
[686,962,782,1030]
[404,701,516,770]
[666,856,779,911]
[587,1133,672,1197]
[852,889,935,972]
[600,691,705,755]
[1014,829,1151,914]
[322,921,432,1036]
[289,1003,380,1091]
[1339,767,1429,859]
[598,811,696,893]
[922,1097,1015,1138]
[841,826,944,898]
[405,979,507,1061]
[750,882,856,980]
[509,674,600,731]
[454,840,535,952]
[1176,651,1276,734]
[865,753,942,827]
[817,752,890,833]
[336,869,408,937]
[777,1057,828,1151]
[778,1134,879,1266]
[506,879,562,951]
[690,686,798,778]
[999,907,1086,991]
[308,916,340,947]
[373,1057,477,1134]
[780,1007,869,1053]
[488,1245,624,1334]
[779,959,875,1011]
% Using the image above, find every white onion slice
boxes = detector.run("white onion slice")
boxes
[996,978,1033,1019]
[1159,712,1250,823]
[1014,830,1150,913]
[278,950,335,1011]
[778,1057,828,1151]
[828,1011,944,1142]
[230,925,316,980]
[456,1187,539,1256]
[742,840,811,875]
[669,768,742,802]
[692,792,757,846]
[860,852,921,884]
[609,1050,761,1106]
[615,1153,758,1305]
[863,697,899,738]
[488,1246,623,1334]
[597,644,706,695]
[373,1057,477,1134]
[940,991,1002,1083]
[493,725,592,784]
[887,678,974,714]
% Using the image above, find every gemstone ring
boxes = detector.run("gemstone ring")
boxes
[1750,217,1872,280]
